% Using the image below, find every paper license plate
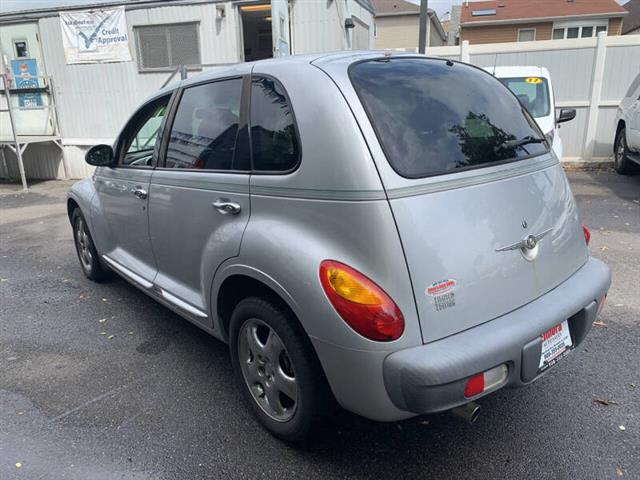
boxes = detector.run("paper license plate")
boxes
[539,320,573,371]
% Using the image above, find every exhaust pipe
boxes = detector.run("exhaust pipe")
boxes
[451,402,481,424]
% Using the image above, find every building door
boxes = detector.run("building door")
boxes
[239,3,273,62]
[0,22,53,137]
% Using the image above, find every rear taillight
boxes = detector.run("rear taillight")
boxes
[319,260,404,341]
[464,365,508,398]
[582,224,591,246]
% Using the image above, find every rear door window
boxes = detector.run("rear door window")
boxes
[164,78,245,170]
[349,58,548,178]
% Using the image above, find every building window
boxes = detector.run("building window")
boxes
[517,28,536,42]
[581,26,594,38]
[135,22,201,72]
[552,22,608,40]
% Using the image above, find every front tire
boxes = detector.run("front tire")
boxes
[614,128,638,175]
[229,297,333,442]
[71,208,109,282]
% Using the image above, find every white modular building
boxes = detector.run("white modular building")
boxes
[0,0,374,187]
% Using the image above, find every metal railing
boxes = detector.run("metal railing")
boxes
[0,73,67,190]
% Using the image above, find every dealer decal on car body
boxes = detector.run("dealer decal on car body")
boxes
[425,279,457,311]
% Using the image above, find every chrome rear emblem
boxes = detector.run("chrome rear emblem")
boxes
[496,228,552,262]
[522,219,528,229]
[524,234,537,249]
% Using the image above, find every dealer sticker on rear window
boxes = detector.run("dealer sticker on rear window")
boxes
[425,279,457,311]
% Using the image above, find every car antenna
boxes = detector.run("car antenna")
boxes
[492,53,498,75]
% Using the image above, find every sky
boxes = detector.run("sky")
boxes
[0,0,631,17]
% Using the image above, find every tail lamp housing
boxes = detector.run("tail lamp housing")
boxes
[319,260,404,341]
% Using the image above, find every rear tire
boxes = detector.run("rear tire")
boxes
[71,208,109,282]
[614,128,639,175]
[229,297,334,443]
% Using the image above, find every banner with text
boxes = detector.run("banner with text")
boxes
[60,6,131,64]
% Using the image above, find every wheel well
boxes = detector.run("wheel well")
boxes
[217,275,298,341]
[67,198,79,222]
[616,120,626,138]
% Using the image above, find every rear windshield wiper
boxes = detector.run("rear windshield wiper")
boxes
[496,135,545,151]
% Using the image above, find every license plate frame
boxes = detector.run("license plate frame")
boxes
[538,320,573,373]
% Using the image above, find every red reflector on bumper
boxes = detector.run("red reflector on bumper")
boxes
[464,373,484,398]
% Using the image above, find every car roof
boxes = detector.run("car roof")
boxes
[153,50,421,94]
[485,66,550,79]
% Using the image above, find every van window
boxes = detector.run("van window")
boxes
[250,76,299,172]
[165,78,245,170]
[498,77,551,118]
[350,58,548,179]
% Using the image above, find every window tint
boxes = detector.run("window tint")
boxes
[121,97,169,167]
[350,58,548,178]
[498,77,551,118]
[165,78,245,170]
[250,76,299,171]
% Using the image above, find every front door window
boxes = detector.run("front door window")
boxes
[119,97,170,167]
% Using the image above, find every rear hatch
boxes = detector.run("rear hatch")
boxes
[347,57,588,343]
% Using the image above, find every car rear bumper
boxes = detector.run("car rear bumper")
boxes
[383,256,611,415]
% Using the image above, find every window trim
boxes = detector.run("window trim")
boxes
[114,93,174,170]
[156,74,251,174]
[517,28,536,42]
[347,56,550,180]
[248,73,302,175]
[134,21,202,73]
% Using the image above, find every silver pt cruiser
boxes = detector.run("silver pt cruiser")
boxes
[68,52,611,441]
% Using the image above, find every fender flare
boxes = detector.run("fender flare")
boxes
[209,261,304,342]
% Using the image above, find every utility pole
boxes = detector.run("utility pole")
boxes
[418,0,428,54]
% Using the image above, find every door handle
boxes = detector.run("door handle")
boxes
[133,187,148,199]
[212,198,241,215]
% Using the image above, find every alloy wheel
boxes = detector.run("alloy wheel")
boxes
[615,135,625,168]
[238,318,298,422]
[75,217,93,272]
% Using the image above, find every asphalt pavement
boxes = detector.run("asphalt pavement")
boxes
[1,171,638,480]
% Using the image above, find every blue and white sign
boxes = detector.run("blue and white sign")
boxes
[10,59,42,108]
[60,6,131,64]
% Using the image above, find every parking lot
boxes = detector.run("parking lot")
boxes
[1,170,638,480]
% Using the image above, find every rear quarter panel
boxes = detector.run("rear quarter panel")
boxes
[230,61,421,352]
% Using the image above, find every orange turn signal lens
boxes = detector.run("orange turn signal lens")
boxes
[320,260,404,341]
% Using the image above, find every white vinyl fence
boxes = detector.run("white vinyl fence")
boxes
[427,33,640,163]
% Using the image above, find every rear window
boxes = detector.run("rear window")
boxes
[349,58,548,179]
[498,76,551,118]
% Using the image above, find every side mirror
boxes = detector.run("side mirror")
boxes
[85,144,114,167]
[556,108,576,125]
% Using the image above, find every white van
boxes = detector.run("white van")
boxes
[486,66,575,160]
